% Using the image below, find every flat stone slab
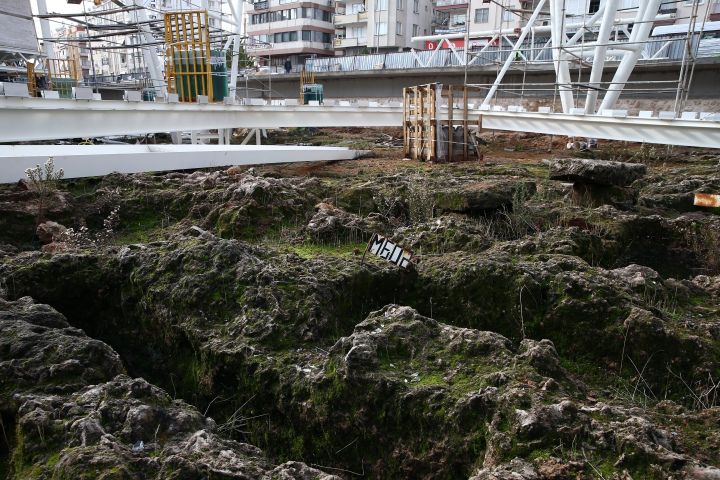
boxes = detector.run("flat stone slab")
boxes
[549,158,647,187]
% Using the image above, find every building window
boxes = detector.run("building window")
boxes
[397,0,404,9]
[474,7,489,22]
[589,0,600,12]
[301,30,332,42]
[412,24,419,36]
[375,21,388,35]
[348,25,367,38]
[272,31,298,42]
[396,21,403,34]
[502,7,514,21]
[450,13,466,26]
[413,0,419,12]
[376,0,388,10]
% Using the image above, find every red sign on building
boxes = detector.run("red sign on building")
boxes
[425,39,465,50]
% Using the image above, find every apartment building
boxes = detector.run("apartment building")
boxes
[424,0,530,51]
[333,0,435,55]
[54,25,92,80]
[561,0,720,26]
[246,0,336,68]
[467,0,526,33]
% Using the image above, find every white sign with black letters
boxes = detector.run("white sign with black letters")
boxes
[364,233,414,269]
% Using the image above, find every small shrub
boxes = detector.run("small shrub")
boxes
[58,206,120,248]
[24,157,64,223]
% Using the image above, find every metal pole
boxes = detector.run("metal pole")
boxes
[229,0,244,101]
[550,0,574,113]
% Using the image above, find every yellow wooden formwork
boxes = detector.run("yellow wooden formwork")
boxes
[26,62,37,97]
[164,10,214,102]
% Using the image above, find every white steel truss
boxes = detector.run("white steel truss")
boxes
[412,0,688,114]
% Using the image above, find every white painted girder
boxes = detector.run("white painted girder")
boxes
[1,97,719,149]
[0,97,401,142]
[479,112,720,148]
[0,144,367,183]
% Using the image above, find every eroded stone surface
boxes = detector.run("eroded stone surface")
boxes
[549,158,647,187]
[1,149,720,479]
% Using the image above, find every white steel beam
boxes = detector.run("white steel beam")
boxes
[550,0,574,113]
[0,97,402,142]
[478,112,720,148]
[0,145,367,183]
[2,98,719,149]
[482,0,547,107]
[585,0,619,114]
[598,0,663,112]
[228,0,244,101]
[411,16,675,43]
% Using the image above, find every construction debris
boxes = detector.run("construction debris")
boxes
[362,233,414,269]
[694,193,720,208]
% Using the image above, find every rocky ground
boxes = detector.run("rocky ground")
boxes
[1,129,719,479]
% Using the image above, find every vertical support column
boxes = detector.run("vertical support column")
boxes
[412,86,419,161]
[477,113,483,161]
[228,0,244,102]
[430,85,437,161]
[584,1,616,114]
[598,0,663,112]
[415,88,425,159]
[403,87,409,158]
[434,83,443,162]
[549,0,574,113]
[462,86,468,161]
[448,85,453,162]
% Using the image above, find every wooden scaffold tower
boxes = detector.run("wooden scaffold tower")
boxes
[403,83,483,162]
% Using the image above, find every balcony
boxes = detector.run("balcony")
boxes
[334,37,360,47]
[334,11,367,24]
[434,0,468,9]
[434,26,467,34]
